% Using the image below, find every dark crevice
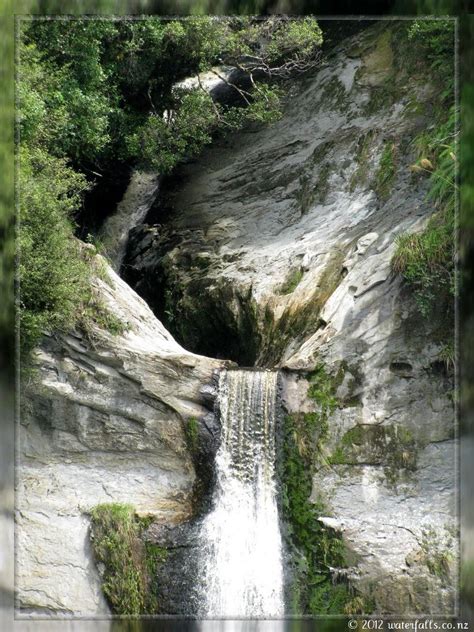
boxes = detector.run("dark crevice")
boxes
[75,163,133,239]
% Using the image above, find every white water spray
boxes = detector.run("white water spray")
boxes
[198,369,285,618]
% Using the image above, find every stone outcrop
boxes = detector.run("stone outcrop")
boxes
[16,259,224,616]
[124,22,436,368]
[123,21,457,614]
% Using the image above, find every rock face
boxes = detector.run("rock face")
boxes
[124,21,457,614]
[124,21,435,368]
[16,259,224,616]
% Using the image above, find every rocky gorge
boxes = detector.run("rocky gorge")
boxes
[16,20,457,618]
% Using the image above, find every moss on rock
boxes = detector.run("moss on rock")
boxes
[281,410,351,614]
[328,423,417,474]
[350,130,376,191]
[259,249,346,366]
[89,503,165,615]
[280,363,370,614]
[373,140,397,199]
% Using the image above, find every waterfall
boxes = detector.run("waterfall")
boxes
[99,171,159,271]
[198,369,285,618]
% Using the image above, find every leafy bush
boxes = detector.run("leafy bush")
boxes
[18,146,91,356]
[392,207,454,318]
[407,19,455,101]
[90,503,146,615]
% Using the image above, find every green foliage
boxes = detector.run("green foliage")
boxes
[264,17,323,64]
[185,416,199,452]
[350,130,375,192]
[21,21,117,162]
[392,100,456,322]
[407,19,455,101]
[90,503,147,615]
[18,146,91,356]
[127,90,217,173]
[392,20,455,325]
[307,363,340,420]
[392,209,454,318]
[90,503,163,615]
[281,363,356,614]
[282,409,350,614]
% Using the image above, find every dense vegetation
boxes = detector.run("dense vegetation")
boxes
[90,503,165,615]
[391,20,456,327]
[18,16,323,358]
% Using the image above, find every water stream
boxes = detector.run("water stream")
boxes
[100,171,160,270]
[197,369,285,618]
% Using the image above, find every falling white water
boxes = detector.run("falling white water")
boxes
[198,369,285,618]
[99,171,160,270]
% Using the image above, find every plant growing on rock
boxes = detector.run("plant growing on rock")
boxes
[391,20,456,327]
[281,363,357,614]
[89,503,163,615]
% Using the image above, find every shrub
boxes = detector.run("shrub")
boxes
[90,503,163,615]
[392,106,456,322]
[18,146,91,357]
[392,207,454,318]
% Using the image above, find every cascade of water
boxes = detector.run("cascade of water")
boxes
[100,171,160,271]
[198,369,285,618]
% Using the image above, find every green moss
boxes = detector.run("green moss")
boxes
[356,29,402,118]
[420,527,455,583]
[350,130,375,191]
[322,76,349,112]
[364,29,393,80]
[328,424,417,474]
[260,249,346,366]
[362,83,401,116]
[89,503,163,615]
[278,268,304,295]
[373,140,397,200]
[314,162,331,204]
[296,173,313,215]
[185,416,199,453]
[295,160,331,215]
[280,363,364,614]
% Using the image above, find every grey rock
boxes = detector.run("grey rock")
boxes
[16,258,225,616]
[122,22,456,614]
